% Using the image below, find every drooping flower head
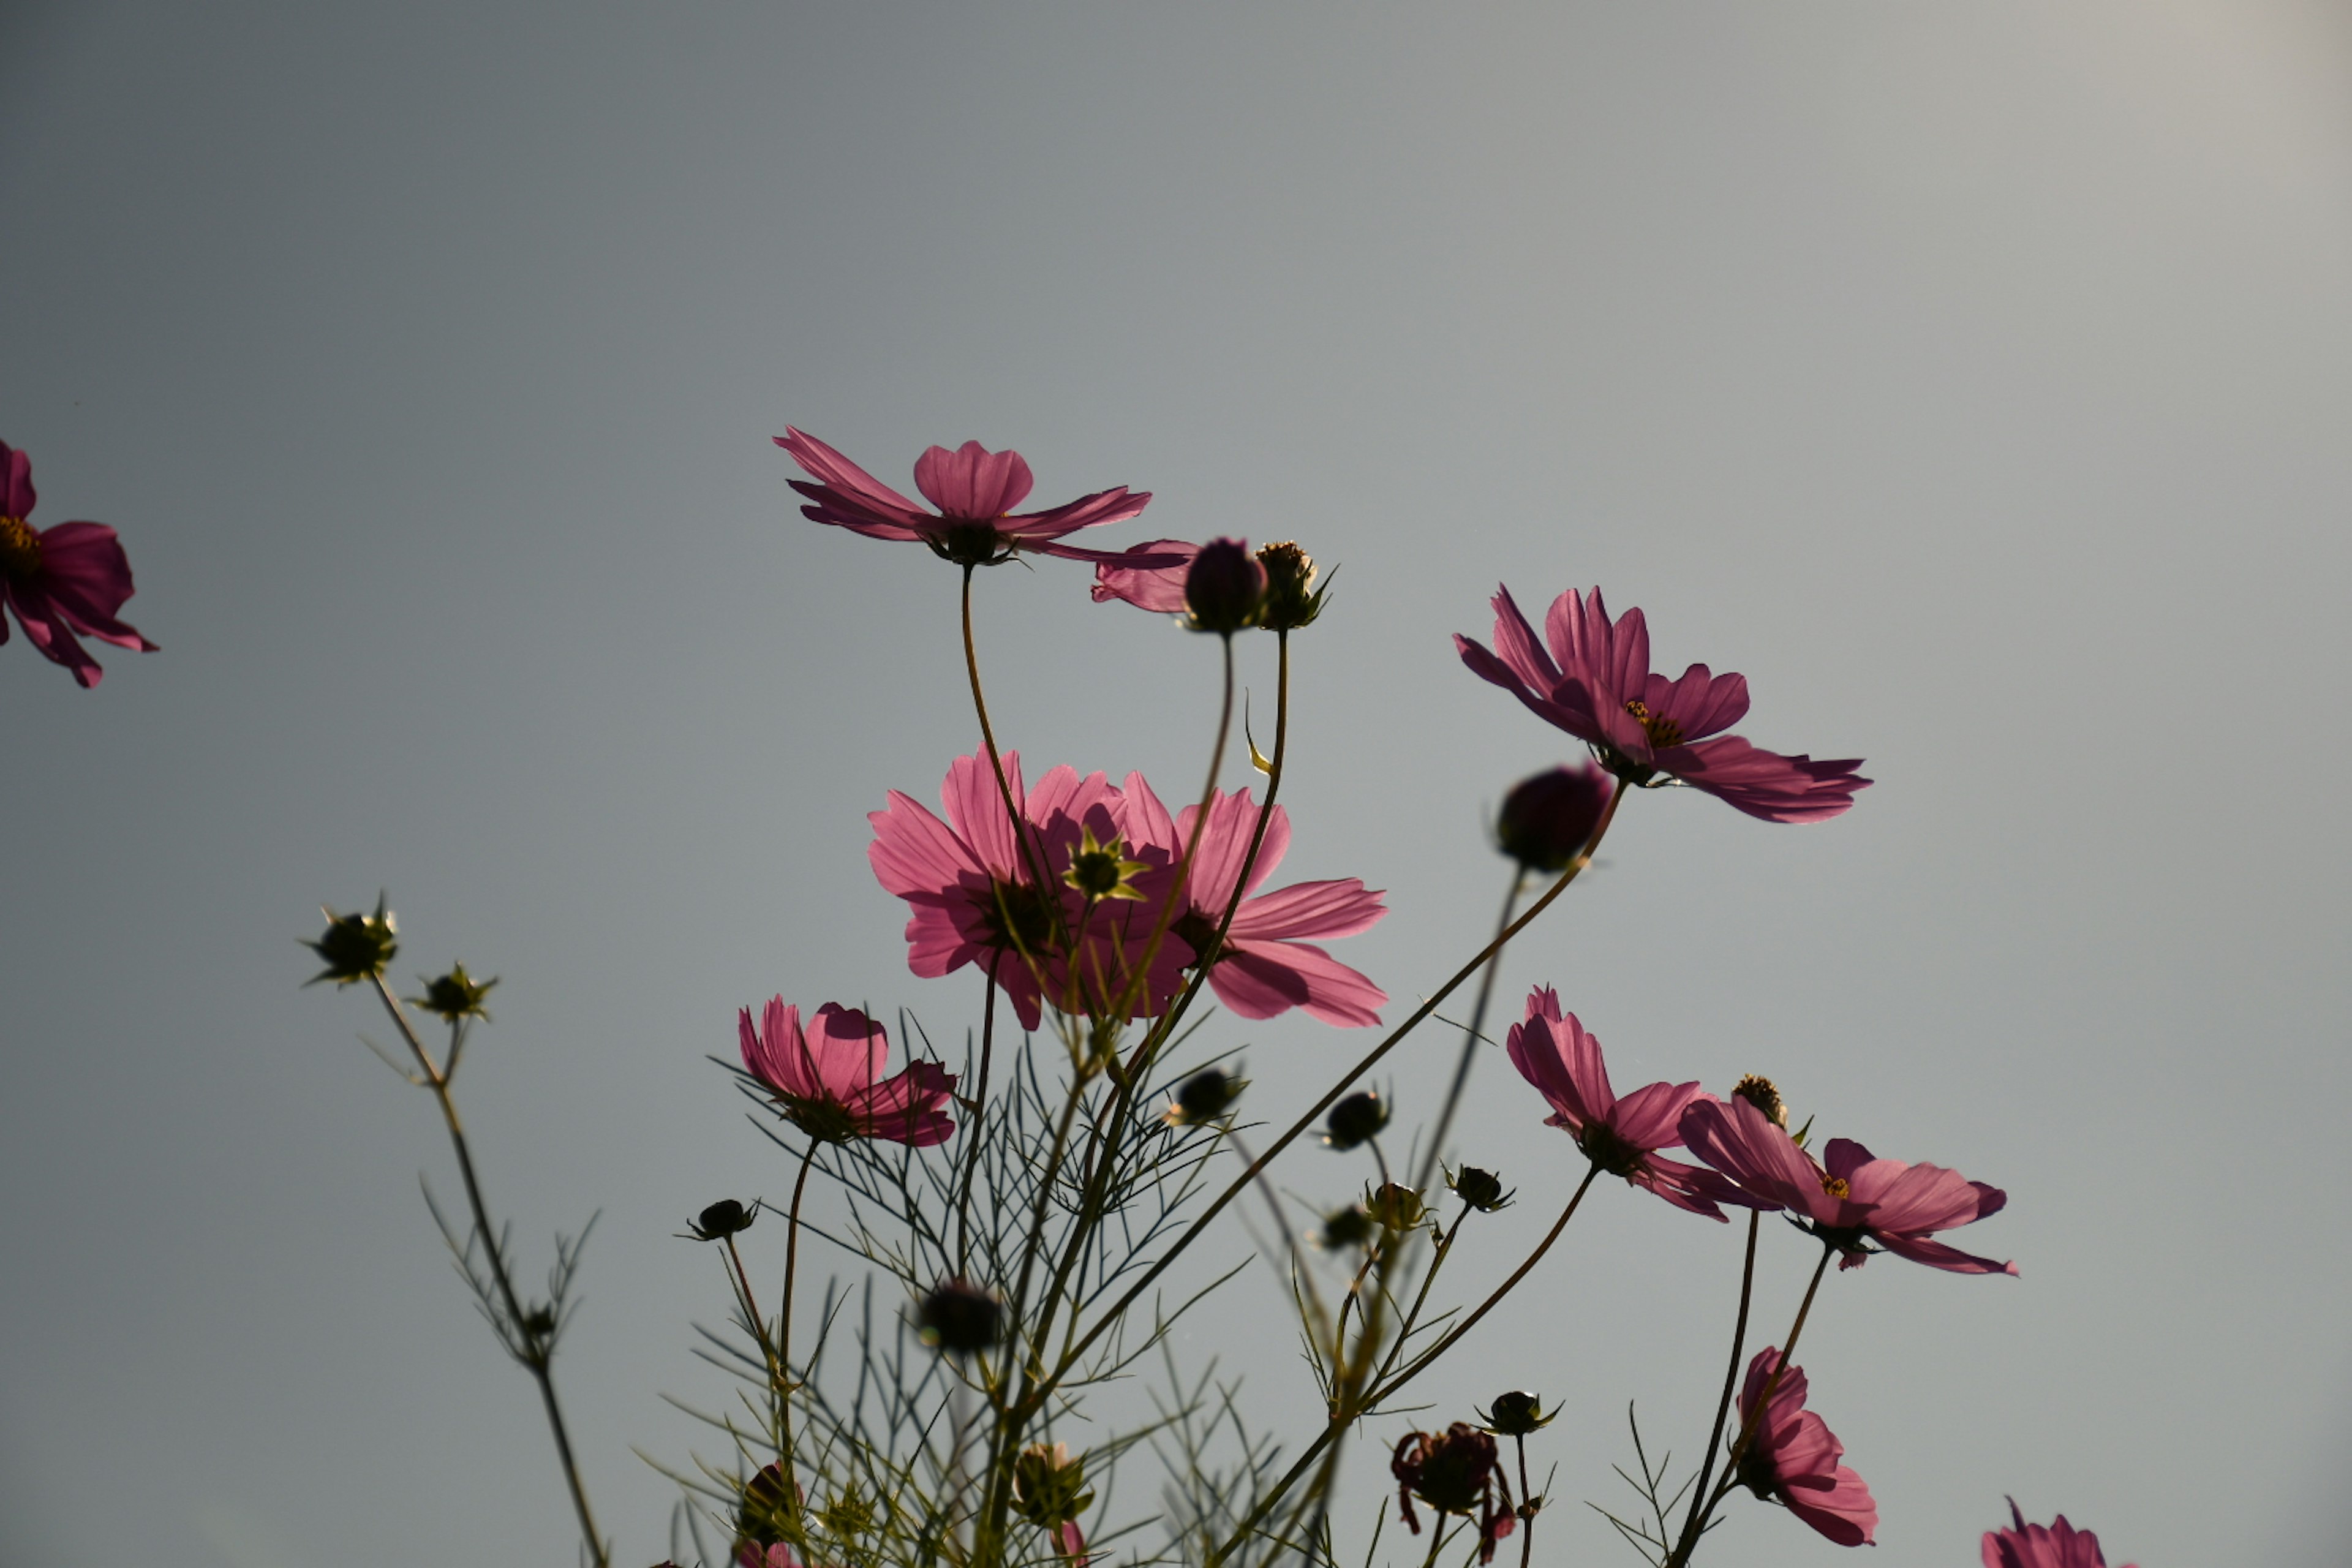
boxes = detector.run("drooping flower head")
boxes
[1390,1423,1517,1564]
[777,429,1161,568]
[1117,773,1389,1027]
[1734,1348,1879,1547]
[1,441,159,688]
[1505,987,1762,1220]
[867,752,1191,1027]
[737,1000,957,1147]
[1455,584,1866,822]
[1983,1499,2137,1568]
[1679,1095,2017,1275]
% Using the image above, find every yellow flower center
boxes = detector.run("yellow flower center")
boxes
[0,516,41,581]
[1820,1174,1851,1200]
[1624,699,1684,748]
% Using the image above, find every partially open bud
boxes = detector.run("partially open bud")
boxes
[1479,1390,1555,1437]
[1319,1203,1375,1251]
[1255,540,1327,631]
[1446,1165,1512,1213]
[1732,1075,1787,1128]
[1166,1066,1246,1127]
[1323,1090,1390,1151]
[1183,537,1267,635]
[304,896,398,987]
[916,1276,1004,1355]
[1010,1442,1095,1528]
[1495,764,1611,873]
[409,961,497,1023]
[690,1199,756,1241]
[1366,1182,1427,1231]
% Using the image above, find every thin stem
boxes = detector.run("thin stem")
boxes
[1514,1435,1534,1568]
[954,957,1002,1272]
[776,1141,818,1489]
[723,1234,786,1444]
[1412,867,1525,1197]
[1670,1211,1759,1564]
[369,977,608,1568]
[960,564,1068,952]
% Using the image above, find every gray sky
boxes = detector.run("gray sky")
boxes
[4,3,2349,1565]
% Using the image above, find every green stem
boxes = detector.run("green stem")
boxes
[1412,867,1525,1197]
[776,1142,818,1493]
[1668,1210,1759,1566]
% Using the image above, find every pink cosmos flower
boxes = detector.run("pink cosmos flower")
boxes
[1734,1348,1879,1547]
[738,999,957,1147]
[1091,538,1200,612]
[1455,584,1866,823]
[0,441,158,688]
[1117,773,1388,1027]
[1052,1520,1088,1568]
[1679,1096,2017,1275]
[1504,987,1762,1220]
[1983,1500,2136,1568]
[777,429,1165,568]
[867,751,1189,1027]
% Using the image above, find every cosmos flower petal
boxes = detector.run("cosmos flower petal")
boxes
[1091,539,1200,609]
[914,441,1035,518]
[1664,736,1871,823]
[1608,1079,1705,1150]
[1223,877,1384,941]
[1640,662,1749,741]
[1215,940,1386,1027]
[776,429,929,524]
[1872,1232,2018,1275]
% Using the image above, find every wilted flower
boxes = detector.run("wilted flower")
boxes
[1323,1090,1389,1151]
[0,440,158,688]
[408,962,497,1023]
[739,1000,957,1147]
[1391,1423,1516,1564]
[1506,988,1761,1221]
[688,1199,756,1242]
[1733,1348,1878,1547]
[1982,1499,2137,1568]
[1457,584,1868,823]
[1494,763,1614,873]
[1166,1067,1246,1127]
[1446,1165,1512,1213]
[1478,1390,1554,1437]
[304,897,399,988]
[776,429,1156,569]
[916,1277,1003,1355]
[1182,537,1267,634]
[1118,774,1388,1027]
[1679,1096,2017,1275]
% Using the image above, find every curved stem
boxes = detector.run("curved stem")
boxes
[776,1141,819,1490]
[1412,867,1525,1197]
[954,958,1003,1272]
[960,565,1068,951]
[1670,1210,1759,1564]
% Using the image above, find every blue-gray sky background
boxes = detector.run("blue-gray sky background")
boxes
[4,3,2348,1564]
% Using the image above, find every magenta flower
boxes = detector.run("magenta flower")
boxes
[777,428,1164,568]
[1117,773,1388,1027]
[1455,584,1866,823]
[867,751,1190,1027]
[738,999,957,1147]
[1092,538,1200,612]
[1983,1500,2136,1568]
[1734,1348,1879,1547]
[1504,987,1760,1220]
[0,441,158,688]
[1679,1096,2017,1274]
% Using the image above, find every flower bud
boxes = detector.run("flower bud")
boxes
[737,1461,797,1545]
[917,1276,1004,1355]
[1366,1182,1427,1231]
[1010,1442,1094,1527]
[1183,537,1267,635]
[1319,1203,1375,1251]
[691,1199,756,1241]
[1323,1090,1390,1151]
[1166,1066,1246,1127]
[1495,764,1611,873]
[1446,1165,1512,1213]
[1479,1390,1555,1436]
[304,896,398,987]
[1254,540,1326,631]
[409,961,497,1023]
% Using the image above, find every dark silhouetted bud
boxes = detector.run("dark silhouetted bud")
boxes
[1447,1166,1512,1213]
[1009,1441,1094,1527]
[1166,1067,1246,1127]
[737,1460,797,1545]
[917,1276,1004,1355]
[1254,540,1328,631]
[1479,1390,1555,1437]
[1732,1074,1787,1128]
[1365,1182,1426,1231]
[304,896,398,987]
[1184,537,1267,635]
[690,1199,756,1241]
[1495,764,1611,873]
[1323,1090,1390,1151]
[409,961,498,1023]
[522,1305,557,1340]
[1319,1204,1375,1251]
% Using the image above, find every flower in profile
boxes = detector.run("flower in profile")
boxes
[0,441,159,688]
[738,1000,957,1147]
[1983,1499,2137,1568]
[1505,988,1761,1221]
[1117,773,1388,1027]
[1679,1095,2017,1274]
[1455,584,1866,823]
[777,429,1159,568]
[867,752,1189,1027]
[1391,1423,1517,1563]
[1733,1348,1878,1547]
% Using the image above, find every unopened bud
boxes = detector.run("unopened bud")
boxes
[1167,1067,1246,1127]
[1366,1182,1426,1231]
[691,1199,756,1241]
[1447,1165,1512,1213]
[1183,537,1267,635]
[917,1276,1004,1355]
[1480,1390,1555,1436]
[304,896,398,987]
[409,961,497,1023]
[1254,541,1325,631]
[1319,1204,1375,1251]
[1496,764,1611,873]
[1323,1090,1390,1152]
